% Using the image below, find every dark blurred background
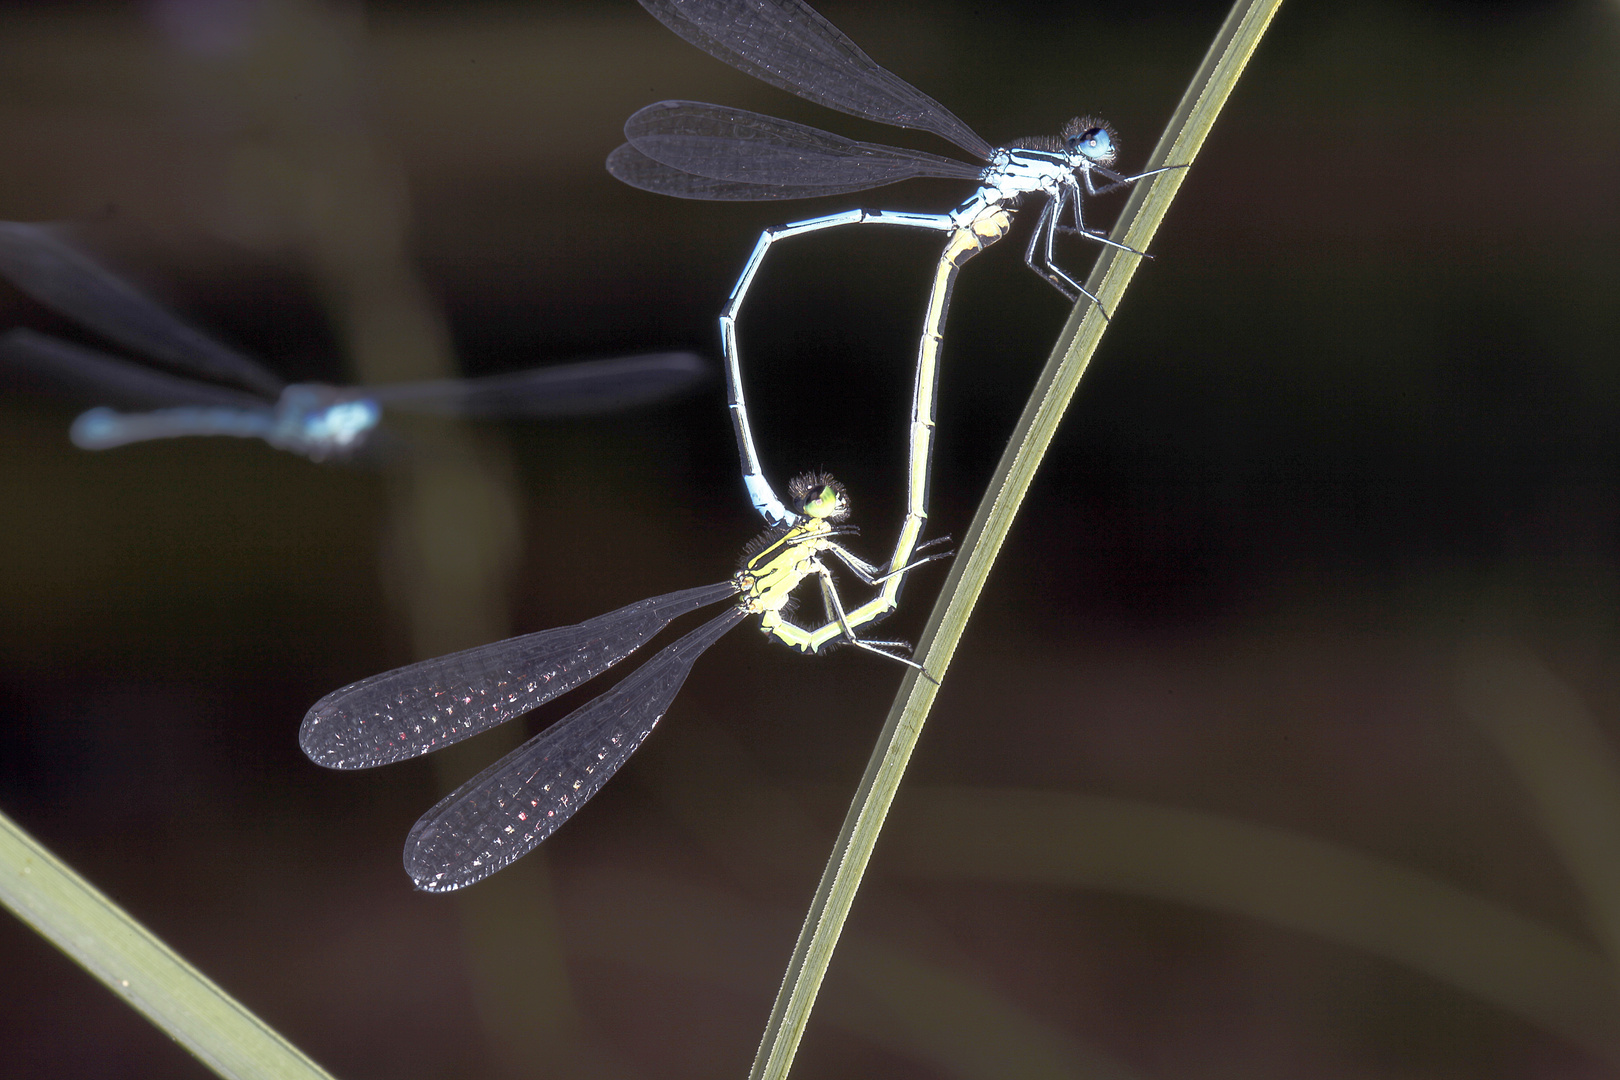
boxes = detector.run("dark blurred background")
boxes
[3,0,1619,1077]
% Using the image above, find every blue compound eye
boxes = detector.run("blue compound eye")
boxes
[1068,126,1114,162]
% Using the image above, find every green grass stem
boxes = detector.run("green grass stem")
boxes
[747,0,1287,1075]
[0,807,336,1080]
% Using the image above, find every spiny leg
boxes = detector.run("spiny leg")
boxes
[1024,199,1078,303]
[1058,181,1154,259]
[1087,162,1187,197]
[810,559,935,681]
[824,538,953,587]
[1030,193,1110,318]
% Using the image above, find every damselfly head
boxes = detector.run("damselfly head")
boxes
[787,471,850,522]
[1063,117,1118,166]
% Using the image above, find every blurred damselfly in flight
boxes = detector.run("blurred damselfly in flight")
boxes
[0,222,706,461]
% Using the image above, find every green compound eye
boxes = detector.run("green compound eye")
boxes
[784,471,851,522]
[803,485,840,518]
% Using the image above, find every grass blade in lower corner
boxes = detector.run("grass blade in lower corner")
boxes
[0,806,335,1080]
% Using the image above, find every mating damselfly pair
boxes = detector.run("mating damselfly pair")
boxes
[1,0,1177,892]
[295,0,1177,892]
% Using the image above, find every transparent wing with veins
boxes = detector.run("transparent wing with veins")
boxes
[299,582,739,769]
[637,0,993,159]
[404,605,749,891]
[617,101,983,197]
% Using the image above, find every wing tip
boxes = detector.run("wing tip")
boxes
[297,709,367,769]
